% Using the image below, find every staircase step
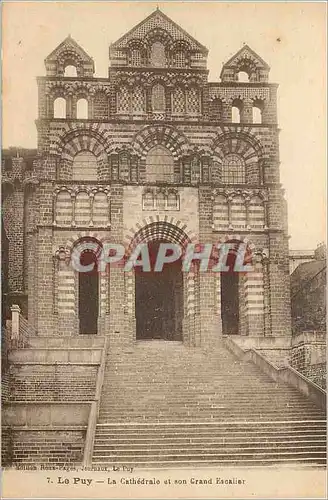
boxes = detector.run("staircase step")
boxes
[92,340,326,467]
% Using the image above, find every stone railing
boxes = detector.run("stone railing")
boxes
[83,335,109,466]
[9,305,36,349]
[225,336,326,411]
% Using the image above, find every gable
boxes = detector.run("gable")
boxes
[223,45,269,70]
[45,36,94,64]
[111,9,208,53]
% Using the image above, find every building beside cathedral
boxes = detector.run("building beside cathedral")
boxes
[2,9,326,467]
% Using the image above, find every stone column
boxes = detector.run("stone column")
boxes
[198,186,221,346]
[108,184,130,347]
[241,98,253,124]
[243,254,265,336]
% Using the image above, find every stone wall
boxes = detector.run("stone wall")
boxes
[291,331,326,389]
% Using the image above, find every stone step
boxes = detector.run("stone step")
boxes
[99,403,320,410]
[91,457,327,467]
[93,441,326,452]
[94,431,327,441]
[94,426,327,436]
[92,450,326,461]
[93,447,327,459]
[100,408,322,421]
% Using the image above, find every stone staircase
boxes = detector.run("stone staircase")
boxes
[92,340,326,467]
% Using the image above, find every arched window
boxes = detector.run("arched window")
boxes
[131,49,141,66]
[237,71,249,82]
[117,86,130,114]
[231,107,240,123]
[167,192,179,210]
[252,107,262,124]
[252,100,264,124]
[222,154,245,184]
[64,65,77,77]
[230,196,247,229]
[75,192,90,226]
[150,41,166,67]
[145,145,174,183]
[55,191,72,226]
[156,192,166,210]
[186,87,200,115]
[143,192,154,210]
[174,51,186,68]
[191,156,201,184]
[76,98,88,119]
[132,86,145,114]
[54,97,66,118]
[172,87,185,114]
[93,192,109,226]
[152,84,165,112]
[73,151,97,181]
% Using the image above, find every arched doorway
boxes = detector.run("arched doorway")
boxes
[78,248,99,334]
[135,240,183,341]
[220,239,252,335]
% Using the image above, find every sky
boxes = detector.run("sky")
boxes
[2,1,326,249]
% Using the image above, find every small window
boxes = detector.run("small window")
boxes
[237,71,249,82]
[253,100,264,124]
[231,99,243,124]
[131,49,141,66]
[156,192,165,210]
[64,65,77,77]
[152,84,165,112]
[77,98,88,119]
[54,97,66,119]
[232,107,241,123]
[172,87,185,114]
[222,154,245,184]
[174,51,185,68]
[167,192,179,210]
[143,192,154,210]
[145,145,174,183]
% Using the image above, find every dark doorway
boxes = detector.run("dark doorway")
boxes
[221,272,239,334]
[79,250,99,334]
[135,241,183,341]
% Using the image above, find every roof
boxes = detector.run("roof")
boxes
[45,35,94,63]
[110,8,208,53]
[222,44,270,69]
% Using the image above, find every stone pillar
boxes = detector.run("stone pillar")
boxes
[214,272,223,336]
[37,227,54,335]
[222,101,232,122]
[243,255,265,336]
[36,181,54,335]
[55,247,76,336]
[267,234,292,336]
[108,184,129,347]
[198,186,221,346]
[241,98,253,124]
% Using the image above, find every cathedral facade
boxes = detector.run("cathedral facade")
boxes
[3,9,328,470]
[2,9,292,349]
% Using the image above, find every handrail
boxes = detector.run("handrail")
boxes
[225,337,326,411]
[83,335,109,466]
